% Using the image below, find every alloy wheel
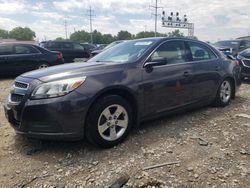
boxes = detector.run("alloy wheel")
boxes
[220,80,231,103]
[38,64,48,69]
[97,104,128,141]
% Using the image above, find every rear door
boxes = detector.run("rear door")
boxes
[72,43,88,58]
[185,41,221,102]
[61,42,74,61]
[11,45,41,74]
[142,40,195,116]
[0,44,15,75]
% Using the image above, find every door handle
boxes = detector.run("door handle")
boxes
[215,66,221,71]
[183,71,190,77]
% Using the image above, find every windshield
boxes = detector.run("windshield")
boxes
[88,40,156,63]
[214,41,240,48]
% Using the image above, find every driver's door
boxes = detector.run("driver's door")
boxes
[142,40,194,116]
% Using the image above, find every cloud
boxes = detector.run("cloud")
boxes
[0,0,25,15]
[53,0,87,12]
[0,0,249,42]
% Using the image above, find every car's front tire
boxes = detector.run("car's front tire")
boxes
[86,95,132,148]
[214,79,233,107]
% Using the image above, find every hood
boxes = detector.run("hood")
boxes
[20,62,125,82]
[239,48,250,58]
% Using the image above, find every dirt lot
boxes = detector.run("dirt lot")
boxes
[0,78,249,188]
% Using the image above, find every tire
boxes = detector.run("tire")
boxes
[214,79,233,107]
[86,95,132,148]
[37,63,49,69]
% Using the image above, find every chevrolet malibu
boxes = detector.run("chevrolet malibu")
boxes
[4,37,241,148]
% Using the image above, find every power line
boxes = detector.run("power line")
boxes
[86,6,95,44]
[150,0,162,37]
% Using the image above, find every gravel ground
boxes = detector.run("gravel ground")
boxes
[0,78,249,188]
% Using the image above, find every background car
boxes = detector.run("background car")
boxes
[237,48,250,79]
[90,40,126,56]
[214,39,250,57]
[0,43,64,76]
[80,43,96,54]
[92,44,107,51]
[5,38,241,148]
[40,41,90,62]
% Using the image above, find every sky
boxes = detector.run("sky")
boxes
[0,0,249,42]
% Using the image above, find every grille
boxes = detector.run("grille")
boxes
[14,81,28,89]
[243,60,250,67]
[10,94,24,103]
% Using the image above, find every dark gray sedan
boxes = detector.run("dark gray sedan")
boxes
[4,37,241,148]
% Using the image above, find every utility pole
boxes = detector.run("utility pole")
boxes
[86,6,95,44]
[64,19,68,39]
[150,0,162,37]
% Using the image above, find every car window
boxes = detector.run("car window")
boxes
[15,45,39,54]
[62,43,73,49]
[188,41,217,61]
[244,41,250,48]
[0,45,14,55]
[46,42,61,49]
[151,41,186,64]
[73,43,84,50]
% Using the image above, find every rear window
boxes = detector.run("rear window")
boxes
[188,41,217,61]
[62,43,72,49]
[0,45,14,55]
[15,45,39,54]
[46,42,62,49]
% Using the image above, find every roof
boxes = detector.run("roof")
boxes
[237,36,250,40]
[0,42,38,46]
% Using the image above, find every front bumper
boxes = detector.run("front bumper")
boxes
[241,66,250,77]
[4,91,90,140]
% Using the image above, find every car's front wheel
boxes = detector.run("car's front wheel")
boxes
[86,95,132,148]
[214,79,233,106]
[37,63,49,69]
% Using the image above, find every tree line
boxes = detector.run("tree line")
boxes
[0,27,36,41]
[0,26,193,43]
[68,29,186,44]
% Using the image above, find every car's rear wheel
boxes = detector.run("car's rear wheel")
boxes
[214,79,233,107]
[86,95,132,148]
[37,63,49,69]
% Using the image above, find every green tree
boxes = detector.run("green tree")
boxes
[55,37,64,41]
[102,34,115,44]
[135,31,167,39]
[117,30,132,40]
[0,29,8,39]
[70,30,90,43]
[167,29,184,37]
[9,27,35,40]
[92,30,103,44]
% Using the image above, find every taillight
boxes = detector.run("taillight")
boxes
[57,52,63,60]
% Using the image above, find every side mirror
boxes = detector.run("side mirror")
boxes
[144,56,167,68]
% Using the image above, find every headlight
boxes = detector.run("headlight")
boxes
[31,77,86,99]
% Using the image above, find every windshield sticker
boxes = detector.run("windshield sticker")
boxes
[134,41,152,46]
